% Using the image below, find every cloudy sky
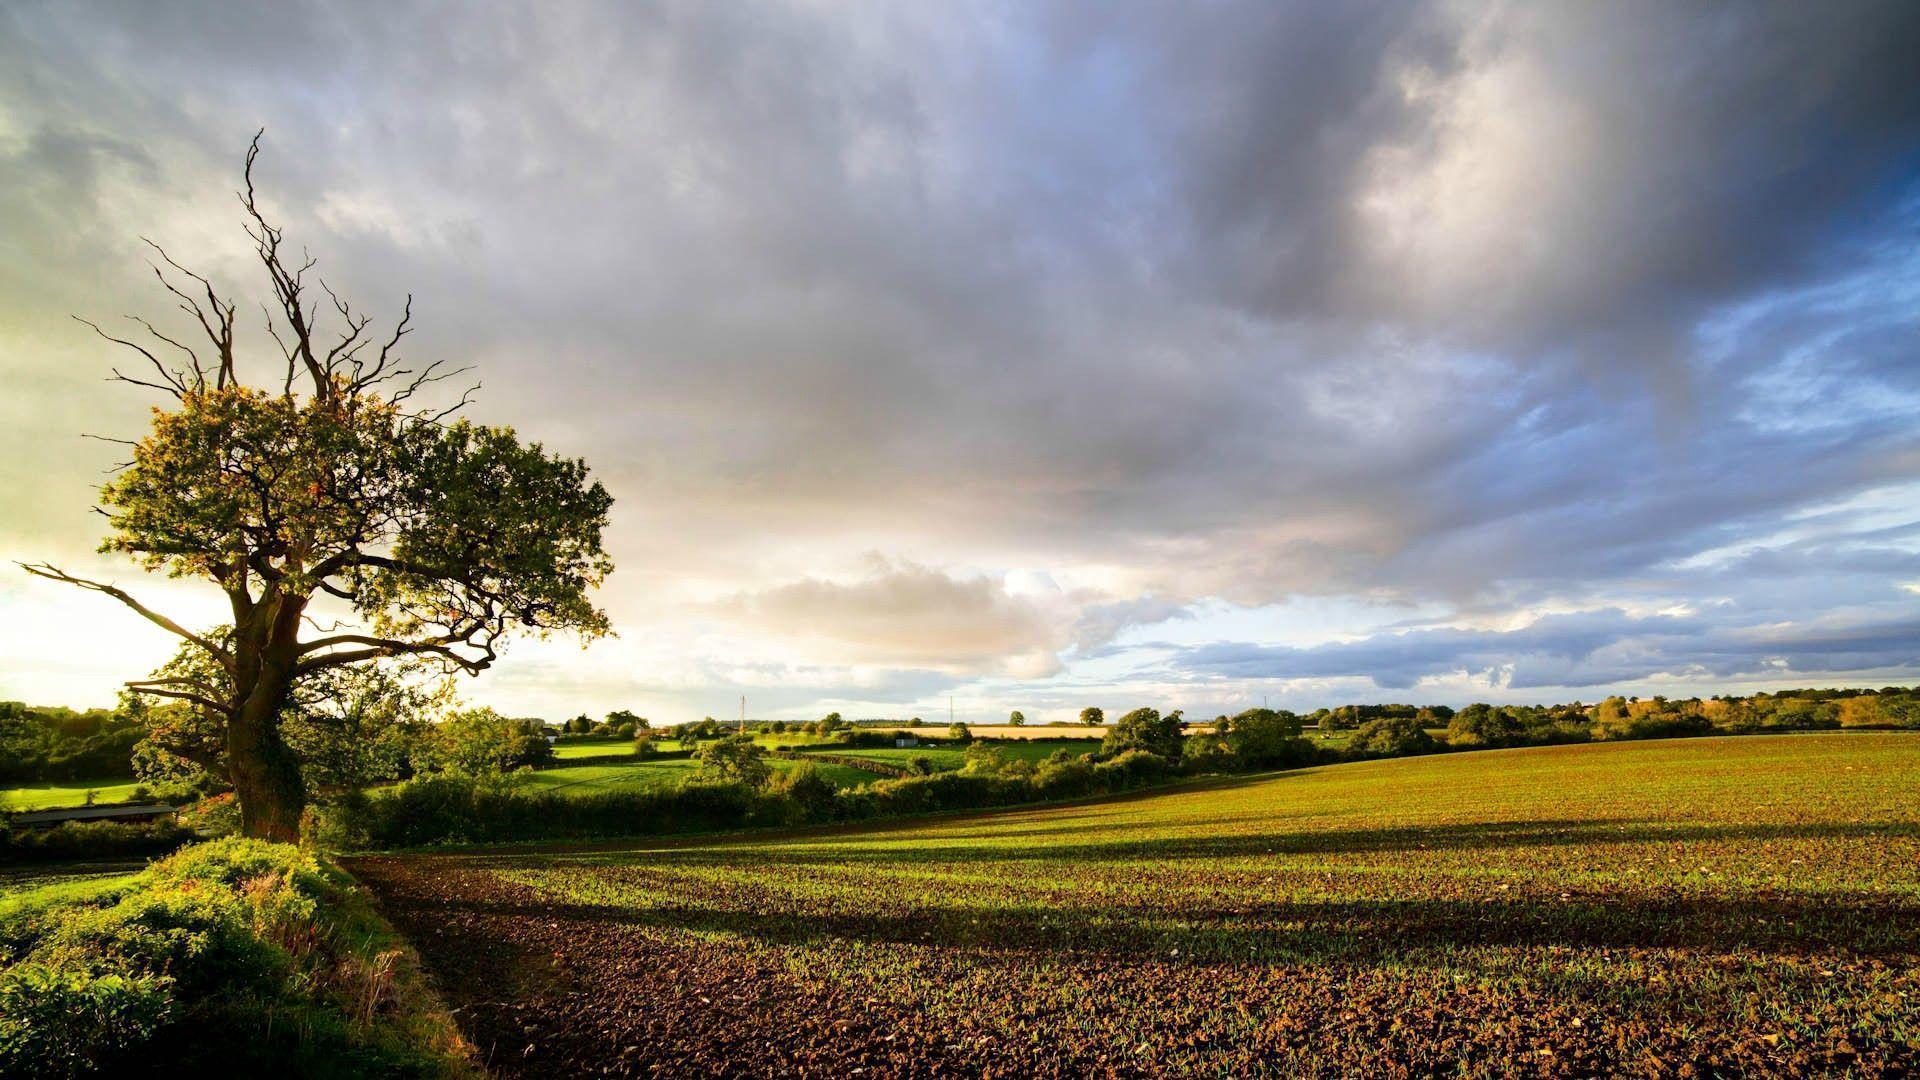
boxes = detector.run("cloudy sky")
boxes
[3,1,1919,722]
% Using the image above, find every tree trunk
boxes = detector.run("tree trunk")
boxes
[227,661,307,842]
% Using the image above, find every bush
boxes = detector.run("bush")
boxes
[1092,749,1170,788]
[693,736,773,788]
[0,819,194,864]
[427,707,553,773]
[0,963,172,1076]
[1348,716,1437,757]
[318,774,773,848]
[0,838,453,1077]
[1101,708,1184,760]
[1220,708,1309,768]
[765,764,837,823]
[1447,704,1525,748]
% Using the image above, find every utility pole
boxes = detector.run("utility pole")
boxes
[949,695,954,726]
[740,694,746,732]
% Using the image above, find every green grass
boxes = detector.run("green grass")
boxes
[805,738,1096,771]
[549,737,638,759]
[520,755,887,796]
[0,838,476,1076]
[0,778,143,811]
[0,870,140,910]
[423,733,1920,1073]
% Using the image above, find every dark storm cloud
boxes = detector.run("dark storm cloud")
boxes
[3,0,1919,712]
[1172,608,1920,691]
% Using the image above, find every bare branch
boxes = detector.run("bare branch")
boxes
[75,316,188,398]
[19,562,233,668]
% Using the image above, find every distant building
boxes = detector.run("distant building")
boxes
[8,803,179,828]
[894,734,919,748]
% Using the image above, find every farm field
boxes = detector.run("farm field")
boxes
[805,737,1096,771]
[0,777,142,811]
[521,756,887,796]
[352,732,1920,1076]
[902,724,1103,741]
[550,737,640,759]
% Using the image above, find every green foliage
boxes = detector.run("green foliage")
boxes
[426,708,553,774]
[1348,716,1437,757]
[1007,710,1026,726]
[1079,706,1104,726]
[0,963,172,1077]
[606,709,647,731]
[0,838,456,1077]
[1219,708,1308,768]
[0,820,194,865]
[320,775,773,847]
[693,736,772,788]
[0,702,142,784]
[765,763,838,821]
[1101,707,1184,760]
[946,722,973,743]
[1446,703,1525,748]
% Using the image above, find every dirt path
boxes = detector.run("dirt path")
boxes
[347,854,976,1078]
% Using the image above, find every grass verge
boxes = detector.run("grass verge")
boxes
[0,837,478,1078]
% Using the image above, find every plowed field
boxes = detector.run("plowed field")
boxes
[353,733,1920,1076]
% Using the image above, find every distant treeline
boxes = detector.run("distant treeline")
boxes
[6,686,1915,795]
[0,703,141,783]
[1302,685,1920,742]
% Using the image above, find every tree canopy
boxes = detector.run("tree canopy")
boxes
[21,134,612,839]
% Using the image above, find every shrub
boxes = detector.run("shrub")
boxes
[0,963,172,1077]
[318,774,772,848]
[1101,708,1184,760]
[1092,749,1170,788]
[1348,716,1437,757]
[946,722,973,743]
[765,764,837,822]
[1220,708,1309,768]
[693,736,773,788]
[1447,704,1525,748]
[0,819,194,864]
[0,838,450,1077]
[427,707,554,773]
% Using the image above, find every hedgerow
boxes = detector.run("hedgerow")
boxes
[0,818,195,865]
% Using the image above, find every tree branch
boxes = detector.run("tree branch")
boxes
[294,631,493,675]
[124,683,231,714]
[19,563,233,668]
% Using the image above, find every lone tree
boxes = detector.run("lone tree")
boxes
[22,135,613,840]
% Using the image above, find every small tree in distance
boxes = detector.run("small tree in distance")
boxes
[694,736,772,788]
[1008,710,1026,726]
[1079,706,1104,726]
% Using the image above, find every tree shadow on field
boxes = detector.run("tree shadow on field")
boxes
[538,816,1919,868]
[393,875,1920,966]
[385,816,1920,965]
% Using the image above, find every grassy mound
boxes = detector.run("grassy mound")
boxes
[0,837,473,1078]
